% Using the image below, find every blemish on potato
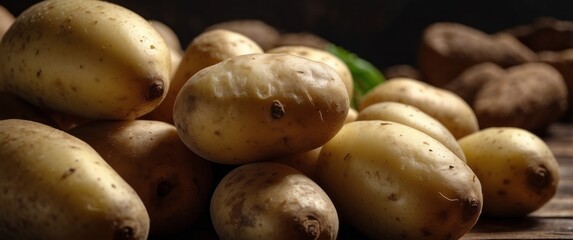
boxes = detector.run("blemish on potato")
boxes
[271,100,285,119]
[60,168,76,180]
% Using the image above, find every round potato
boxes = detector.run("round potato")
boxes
[205,19,280,51]
[174,53,349,164]
[267,45,354,100]
[458,127,560,217]
[315,120,482,239]
[146,29,263,123]
[356,101,466,162]
[211,162,339,240]
[359,78,479,139]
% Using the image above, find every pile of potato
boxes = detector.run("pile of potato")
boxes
[0,1,563,240]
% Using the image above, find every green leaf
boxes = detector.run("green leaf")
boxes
[325,44,385,108]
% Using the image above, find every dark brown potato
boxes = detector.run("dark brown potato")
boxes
[205,19,280,51]
[538,49,573,121]
[473,63,568,131]
[274,32,331,50]
[382,64,422,80]
[503,17,573,52]
[444,62,505,104]
[418,22,537,86]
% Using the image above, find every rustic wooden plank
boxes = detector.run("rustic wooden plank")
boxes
[462,218,573,239]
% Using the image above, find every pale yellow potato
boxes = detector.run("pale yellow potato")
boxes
[174,53,349,164]
[0,4,14,41]
[360,78,479,139]
[146,29,263,123]
[0,119,149,239]
[0,0,171,119]
[357,101,466,162]
[458,127,560,217]
[69,120,213,236]
[315,120,482,239]
[345,107,358,124]
[267,45,354,100]
[273,147,322,179]
[211,162,339,240]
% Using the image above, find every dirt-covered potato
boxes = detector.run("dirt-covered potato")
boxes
[267,45,354,100]
[418,22,536,86]
[211,162,339,240]
[444,62,505,104]
[174,53,349,164]
[538,49,573,121]
[205,19,280,51]
[68,120,213,236]
[146,29,263,123]
[356,101,466,161]
[458,127,560,217]
[359,78,479,139]
[473,63,568,132]
[315,120,482,239]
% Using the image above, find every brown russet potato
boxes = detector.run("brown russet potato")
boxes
[205,19,280,51]
[445,62,505,104]
[69,120,213,236]
[538,49,573,121]
[418,22,537,86]
[473,63,568,132]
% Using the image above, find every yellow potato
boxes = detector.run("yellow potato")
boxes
[315,120,482,239]
[267,45,354,100]
[146,29,263,123]
[0,119,149,239]
[69,120,213,236]
[360,78,479,139]
[273,147,322,179]
[211,162,339,240]
[458,127,560,217]
[174,53,349,164]
[356,101,466,161]
[0,0,171,119]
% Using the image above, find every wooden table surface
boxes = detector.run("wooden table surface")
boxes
[462,123,573,239]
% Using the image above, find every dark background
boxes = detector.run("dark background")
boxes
[3,0,573,70]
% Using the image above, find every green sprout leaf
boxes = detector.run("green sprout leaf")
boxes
[325,44,385,108]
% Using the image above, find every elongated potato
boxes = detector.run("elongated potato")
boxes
[267,45,354,101]
[360,78,479,139]
[211,162,339,240]
[0,0,171,119]
[315,120,482,240]
[356,101,466,162]
[458,127,560,217]
[68,120,213,236]
[0,119,149,240]
[174,53,349,164]
[146,29,263,123]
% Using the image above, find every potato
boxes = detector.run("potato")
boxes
[0,4,14,42]
[537,49,573,121]
[356,101,466,162]
[205,19,280,51]
[458,127,560,217]
[68,120,213,236]
[418,22,536,86]
[210,162,339,240]
[174,53,349,164]
[146,29,263,123]
[315,121,482,239]
[148,20,183,78]
[267,45,354,100]
[275,32,331,50]
[359,78,479,139]
[382,64,422,80]
[473,63,568,132]
[345,107,358,124]
[0,119,149,239]
[0,0,171,119]
[444,62,505,104]
[503,17,573,51]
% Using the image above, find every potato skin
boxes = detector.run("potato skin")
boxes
[359,78,479,139]
[356,101,466,162]
[174,53,349,164]
[315,120,482,240]
[0,119,149,240]
[146,29,263,123]
[68,120,213,236]
[458,127,560,217]
[210,162,339,240]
